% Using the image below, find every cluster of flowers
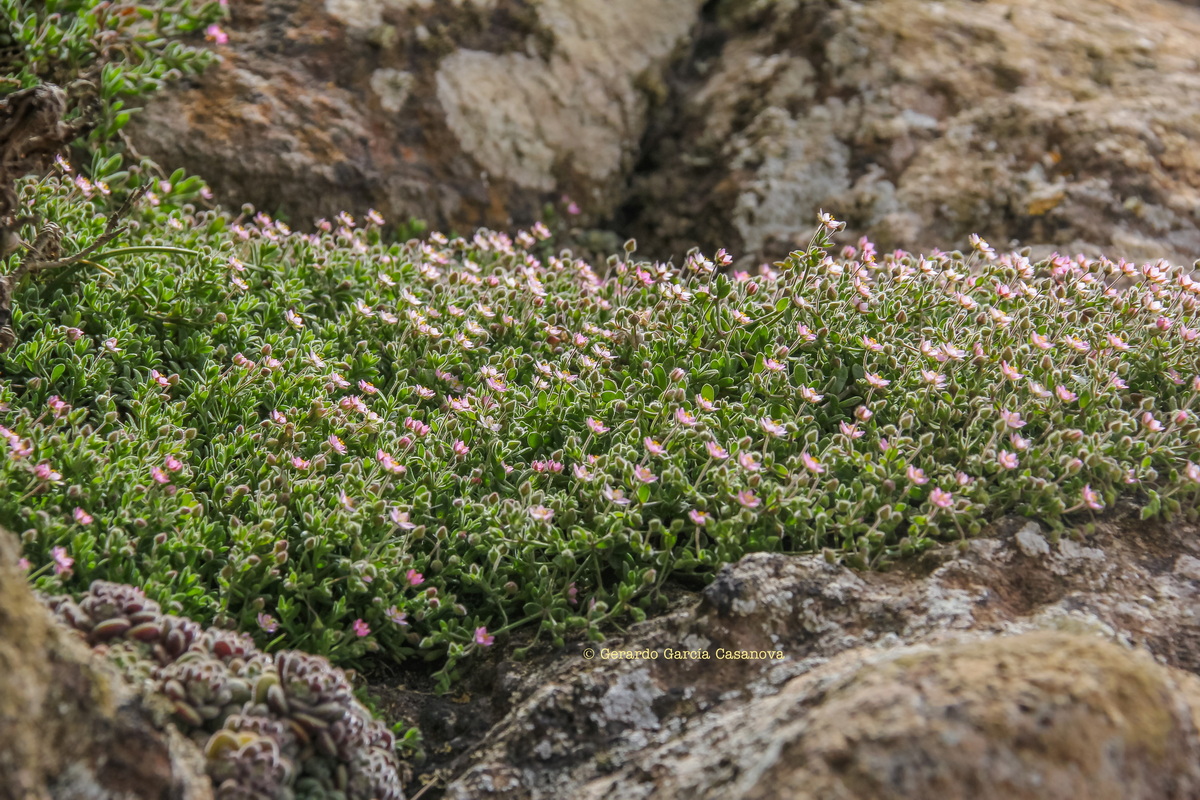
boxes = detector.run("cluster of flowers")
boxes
[5,165,1200,695]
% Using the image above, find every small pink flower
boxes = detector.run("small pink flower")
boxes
[855,405,873,422]
[586,417,609,434]
[73,507,93,525]
[390,508,416,529]
[377,450,405,474]
[675,408,698,427]
[258,613,279,633]
[955,471,973,487]
[603,486,632,506]
[529,505,555,522]
[689,509,709,526]
[929,488,954,509]
[643,437,666,457]
[291,456,310,470]
[1000,361,1024,381]
[705,441,729,460]
[839,421,863,439]
[760,417,786,437]
[328,435,347,454]
[103,337,121,353]
[1010,433,1030,451]
[738,452,761,472]
[633,466,657,484]
[404,417,431,436]
[406,568,424,586]
[165,454,184,472]
[1030,333,1053,350]
[352,618,371,638]
[32,462,61,482]
[474,626,495,647]
[573,463,593,481]
[359,379,378,394]
[386,606,408,626]
[151,466,171,484]
[801,451,824,474]
[47,395,71,418]
[205,24,229,45]
[340,395,367,414]
[920,370,947,390]
[864,372,890,389]
[799,386,824,403]
[453,440,470,457]
[1186,462,1200,484]
[51,546,73,576]
[906,465,929,485]
[17,557,30,571]
[271,410,288,425]
[1082,485,1104,510]
[1142,412,1164,432]
[998,451,1019,470]
[1064,336,1090,353]
[999,409,1025,429]
[736,489,761,509]
[1055,386,1077,403]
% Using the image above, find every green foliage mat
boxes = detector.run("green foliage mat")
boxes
[3,177,1200,689]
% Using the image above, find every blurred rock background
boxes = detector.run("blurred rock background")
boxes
[128,0,1200,266]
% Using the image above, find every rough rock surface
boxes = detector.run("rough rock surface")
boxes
[127,0,700,231]
[422,510,1200,799]
[131,0,1200,267]
[626,0,1200,265]
[0,527,210,800]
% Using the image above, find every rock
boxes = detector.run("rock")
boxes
[129,0,1200,267]
[435,511,1200,798]
[1014,521,1051,557]
[1175,554,1200,582]
[127,0,702,232]
[563,632,1200,800]
[626,0,1200,266]
[0,527,210,800]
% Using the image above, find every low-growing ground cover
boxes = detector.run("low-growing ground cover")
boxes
[4,164,1200,691]
[7,4,1200,799]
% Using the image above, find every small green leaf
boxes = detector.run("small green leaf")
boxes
[50,364,65,384]
[637,485,650,504]
[701,384,715,402]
